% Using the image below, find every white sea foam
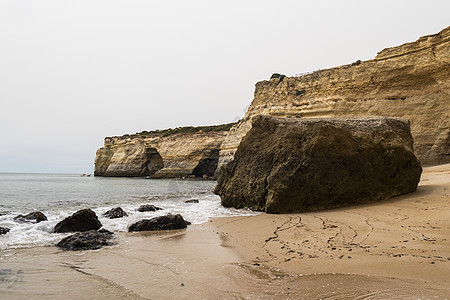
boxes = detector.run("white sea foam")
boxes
[0,193,258,250]
[0,213,70,250]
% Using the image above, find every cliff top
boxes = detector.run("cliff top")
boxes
[106,122,237,141]
[376,25,450,60]
[263,26,450,85]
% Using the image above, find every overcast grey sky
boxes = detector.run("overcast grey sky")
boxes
[0,1,448,173]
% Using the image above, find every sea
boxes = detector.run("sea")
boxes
[0,173,257,250]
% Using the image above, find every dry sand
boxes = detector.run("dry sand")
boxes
[0,164,449,299]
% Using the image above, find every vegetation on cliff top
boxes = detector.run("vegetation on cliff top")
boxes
[109,122,237,139]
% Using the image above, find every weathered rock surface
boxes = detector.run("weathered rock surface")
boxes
[137,204,162,212]
[103,207,128,219]
[94,131,228,178]
[217,26,450,173]
[0,227,10,235]
[54,209,102,233]
[128,214,188,231]
[57,229,114,251]
[214,116,422,213]
[14,212,47,223]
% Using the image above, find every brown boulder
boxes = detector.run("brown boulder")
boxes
[214,116,422,213]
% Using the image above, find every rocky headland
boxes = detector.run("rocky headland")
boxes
[217,26,450,173]
[95,27,449,178]
[94,124,234,178]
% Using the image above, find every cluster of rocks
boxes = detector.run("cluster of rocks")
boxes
[51,207,189,250]
[2,202,197,249]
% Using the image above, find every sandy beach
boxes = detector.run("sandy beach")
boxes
[1,164,449,299]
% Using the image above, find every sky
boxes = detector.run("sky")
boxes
[0,0,449,173]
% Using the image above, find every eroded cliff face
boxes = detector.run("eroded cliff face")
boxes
[94,131,227,178]
[218,26,450,172]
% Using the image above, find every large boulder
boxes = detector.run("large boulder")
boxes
[57,229,114,251]
[128,214,187,232]
[214,116,422,213]
[0,227,10,235]
[103,207,128,219]
[54,209,102,233]
[14,212,47,223]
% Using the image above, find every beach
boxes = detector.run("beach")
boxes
[1,164,449,299]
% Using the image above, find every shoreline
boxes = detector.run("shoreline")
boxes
[1,164,449,299]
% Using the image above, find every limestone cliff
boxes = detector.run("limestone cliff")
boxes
[94,131,228,178]
[218,26,450,172]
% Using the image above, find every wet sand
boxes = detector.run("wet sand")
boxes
[1,164,449,299]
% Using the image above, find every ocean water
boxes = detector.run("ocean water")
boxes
[0,173,257,250]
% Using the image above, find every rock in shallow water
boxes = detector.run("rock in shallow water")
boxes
[57,229,114,251]
[184,199,199,203]
[0,227,10,235]
[214,116,422,213]
[54,209,102,233]
[137,204,162,212]
[14,212,48,223]
[103,207,128,219]
[128,214,188,232]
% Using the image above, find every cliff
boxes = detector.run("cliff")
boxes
[218,26,450,172]
[94,131,228,178]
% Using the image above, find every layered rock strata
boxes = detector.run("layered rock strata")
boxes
[215,116,422,213]
[218,26,450,172]
[94,131,227,178]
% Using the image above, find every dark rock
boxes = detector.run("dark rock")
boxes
[137,204,162,212]
[128,214,187,232]
[57,229,114,251]
[103,207,128,219]
[14,212,48,223]
[54,209,102,233]
[0,227,10,235]
[184,199,199,203]
[270,73,286,80]
[214,116,422,213]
